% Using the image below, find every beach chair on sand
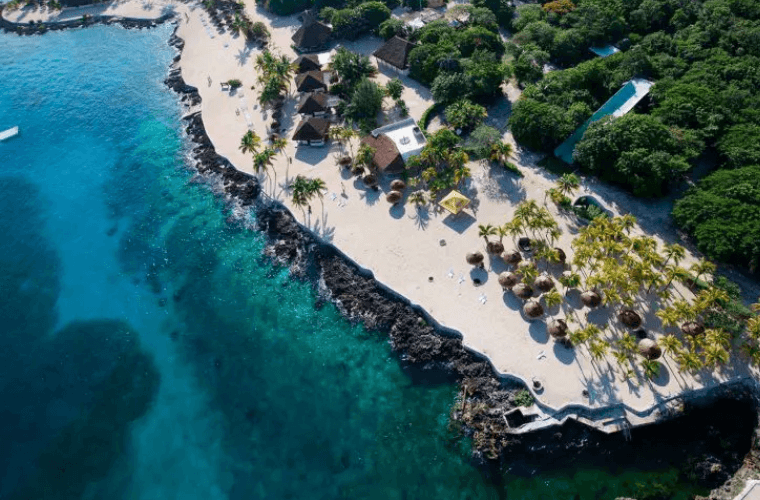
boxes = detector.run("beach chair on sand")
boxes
[220,82,231,92]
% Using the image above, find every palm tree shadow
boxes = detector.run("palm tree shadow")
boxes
[552,340,575,365]
[355,183,380,206]
[409,205,430,230]
[235,45,254,66]
[312,215,335,243]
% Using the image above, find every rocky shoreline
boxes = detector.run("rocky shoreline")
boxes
[3,13,759,496]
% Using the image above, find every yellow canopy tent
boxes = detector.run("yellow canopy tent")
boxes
[439,190,471,215]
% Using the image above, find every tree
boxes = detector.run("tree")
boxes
[660,243,686,270]
[672,165,760,274]
[513,45,549,86]
[478,224,497,243]
[466,125,501,159]
[431,72,472,104]
[385,78,404,101]
[509,99,572,151]
[345,79,384,124]
[574,114,694,197]
[253,148,277,193]
[690,259,717,286]
[355,143,376,171]
[555,173,580,197]
[308,177,328,217]
[329,48,375,90]
[239,131,261,155]
[445,100,487,131]
[379,18,405,40]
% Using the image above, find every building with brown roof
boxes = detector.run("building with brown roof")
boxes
[293,117,331,146]
[293,54,322,73]
[297,92,330,116]
[291,21,332,53]
[360,134,405,173]
[372,36,417,75]
[295,71,328,93]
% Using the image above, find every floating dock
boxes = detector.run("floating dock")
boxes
[0,126,19,141]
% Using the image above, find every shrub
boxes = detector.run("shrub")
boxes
[346,78,384,124]
[379,18,406,40]
[385,78,404,100]
[226,79,243,88]
[431,72,471,104]
[418,103,442,130]
[445,99,487,131]
[509,99,573,151]
[465,124,501,158]
[514,389,534,407]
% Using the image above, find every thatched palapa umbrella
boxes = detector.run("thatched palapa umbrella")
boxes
[548,319,569,338]
[363,173,378,188]
[534,275,555,293]
[513,283,533,300]
[386,190,402,204]
[502,250,522,266]
[555,247,567,263]
[390,179,406,191]
[681,321,705,337]
[581,290,602,308]
[638,338,662,360]
[338,156,352,166]
[618,308,642,329]
[486,240,505,255]
[498,272,519,290]
[518,237,532,252]
[523,299,544,318]
[466,251,484,267]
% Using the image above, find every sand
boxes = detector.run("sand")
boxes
[6,0,759,425]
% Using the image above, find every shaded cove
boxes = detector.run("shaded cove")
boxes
[0,21,756,500]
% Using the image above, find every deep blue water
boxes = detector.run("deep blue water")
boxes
[0,24,709,499]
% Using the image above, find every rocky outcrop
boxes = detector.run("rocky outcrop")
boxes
[0,7,173,35]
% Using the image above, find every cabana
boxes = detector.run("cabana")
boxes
[439,190,471,215]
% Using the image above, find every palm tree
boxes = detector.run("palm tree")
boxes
[588,339,609,361]
[290,175,311,220]
[659,335,682,359]
[694,287,730,312]
[690,259,717,286]
[660,263,690,294]
[355,143,375,171]
[641,359,660,380]
[453,165,471,190]
[555,173,580,197]
[478,224,497,244]
[543,289,562,314]
[676,351,702,373]
[239,130,261,155]
[656,305,682,329]
[703,343,730,367]
[253,148,277,193]
[660,243,686,270]
[308,177,327,218]
[489,141,512,166]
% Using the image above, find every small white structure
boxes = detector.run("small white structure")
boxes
[370,118,426,162]
[0,126,19,142]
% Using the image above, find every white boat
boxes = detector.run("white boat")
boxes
[0,126,19,141]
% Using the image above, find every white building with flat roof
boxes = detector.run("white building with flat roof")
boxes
[370,118,426,161]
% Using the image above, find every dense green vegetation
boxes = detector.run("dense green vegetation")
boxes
[320,1,391,39]
[507,0,760,272]
[673,166,760,273]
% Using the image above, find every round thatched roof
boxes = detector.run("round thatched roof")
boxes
[581,290,602,308]
[638,338,662,360]
[534,275,555,293]
[338,155,352,166]
[466,251,484,266]
[523,300,544,318]
[386,190,402,204]
[503,250,522,265]
[681,321,705,336]
[518,237,532,252]
[390,179,406,191]
[548,319,568,338]
[498,272,519,290]
[513,283,534,300]
[618,308,642,329]
[486,241,505,255]
[555,247,567,263]
[363,173,378,187]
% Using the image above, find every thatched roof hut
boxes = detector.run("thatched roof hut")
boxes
[503,250,522,266]
[681,321,705,337]
[360,134,405,174]
[548,319,568,338]
[638,338,662,360]
[498,272,519,290]
[618,309,642,329]
[466,251,484,266]
[523,300,544,318]
[386,190,402,204]
[534,275,555,293]
[513,283,534,300]
[390,179,406,191]
[372,36,417,71]
[486,241,505,255]
[291,21,332,52]
[581,290,602,308]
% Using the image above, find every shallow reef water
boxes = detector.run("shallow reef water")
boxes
[0,24,731,499]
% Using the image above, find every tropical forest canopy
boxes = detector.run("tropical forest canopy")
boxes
[507,0,760,273]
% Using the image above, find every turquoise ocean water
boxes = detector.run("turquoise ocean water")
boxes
[0,24,709,499]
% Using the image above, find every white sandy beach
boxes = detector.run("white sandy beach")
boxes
[6,0,759,428]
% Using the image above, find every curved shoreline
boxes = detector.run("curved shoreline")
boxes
[2,9,760,494]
